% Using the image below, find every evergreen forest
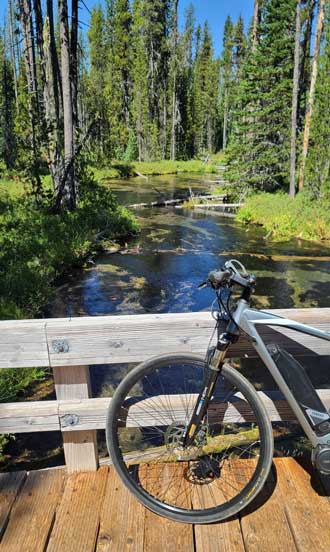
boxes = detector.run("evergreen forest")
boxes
[1,1,330,453]
[1,1,329,202]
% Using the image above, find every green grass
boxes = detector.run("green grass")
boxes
[237,192,330,242]
[0,172,139,321]
[93,156,225,180]
[1,155,227,197]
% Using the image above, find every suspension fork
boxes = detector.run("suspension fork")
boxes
[182,338,231,447]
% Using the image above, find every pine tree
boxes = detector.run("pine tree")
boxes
[305,2,330,198]
[227,16,247,144]
[0,31,16,169]
[131,0,151,161]
[299,0,326,190]
[131,0,172,161]
[289,0,302,198]
[106,0,132,159]
[177,3,195,159]
[221,16,234,149]
[87,5,108,159]
[169,0,179,160]
[192,22,219,155]
[228,0,297,192]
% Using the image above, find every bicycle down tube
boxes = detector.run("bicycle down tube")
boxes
[236,302,330,448]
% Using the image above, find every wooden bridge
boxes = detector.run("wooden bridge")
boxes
[0,308,330,550]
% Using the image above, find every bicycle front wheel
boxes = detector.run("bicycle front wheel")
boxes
[106,354,273,524]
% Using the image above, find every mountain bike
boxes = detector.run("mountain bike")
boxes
[106,259,330,524]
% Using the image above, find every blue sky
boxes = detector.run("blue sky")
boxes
[1,1,254,57]
[178,1,254,54]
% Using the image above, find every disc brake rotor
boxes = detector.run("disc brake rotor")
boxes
[165,422,207,461]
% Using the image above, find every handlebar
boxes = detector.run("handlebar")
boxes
[198,260,256,293]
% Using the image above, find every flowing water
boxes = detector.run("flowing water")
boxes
[50,173,330,458]
[52,173,330,318]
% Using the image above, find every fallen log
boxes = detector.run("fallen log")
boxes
[193,203,243,209]
[129,194,226,209]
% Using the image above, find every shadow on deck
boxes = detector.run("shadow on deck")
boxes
[0,457,330,551]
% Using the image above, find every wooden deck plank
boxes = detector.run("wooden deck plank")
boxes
[96,467,145,551]
[0,470,65,552]
[275,457,330,552]
[47,466,108,552]
[142,463,195,551]
[238,462,297,552]
[0,471,26,538]
[192,460,245,552]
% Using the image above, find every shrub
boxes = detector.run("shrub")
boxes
[237,192,330,241]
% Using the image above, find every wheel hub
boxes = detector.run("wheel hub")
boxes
[165,422,207,461]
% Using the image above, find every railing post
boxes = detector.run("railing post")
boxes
[53,365,98,473]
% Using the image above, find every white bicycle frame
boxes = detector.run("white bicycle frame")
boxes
[233,299,330,447]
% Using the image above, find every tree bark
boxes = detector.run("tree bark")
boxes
[170,0,179,161]
[223,90,229,149]
[71,0,79,136]
[299,0,315,126]
[47,0,61,120]
[8,0,18,111]
[33,0,62,194]
[251,0,260,53]
[18,0,42,194]
[289,0,301,198]
[298,0,325,191]
[58,0,75,209]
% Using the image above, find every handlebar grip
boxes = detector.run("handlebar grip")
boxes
[208,269,232,289]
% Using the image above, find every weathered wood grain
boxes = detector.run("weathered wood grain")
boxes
[53,365,98,472]
[238,462,296,552]
[192,460,245,552]
[96,467,145,551]
[1,389,329,434]
[0,458,329,550]
[0,320,48,368]
[275,457,330,551]
[142,463,195,551]
[0,401,60,433]
[0,470,65,552]
[47,466,108,552]
[0,471,26,538]
[0,308,329,368]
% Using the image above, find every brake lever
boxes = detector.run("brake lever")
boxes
[198,280,208,289]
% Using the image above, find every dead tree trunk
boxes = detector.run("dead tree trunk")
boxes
[33,0,62,194]
[223,91,229,150]
[58,0,75,210]
[8,0,18,110]
[251,0,260,53]
[170,0,179,161]
[298,0,325,191]
[71,0,78,136]
[299,0,315,126]
[18,0,42,194]
[289,0,301,198]
[47,0,61,120]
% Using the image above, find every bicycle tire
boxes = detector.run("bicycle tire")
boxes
[106,354,274,524]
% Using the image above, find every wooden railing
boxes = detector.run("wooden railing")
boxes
[1,308,330,472]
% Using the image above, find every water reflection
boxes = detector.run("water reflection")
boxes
[49,173,330,458]
[52,173,330,317]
